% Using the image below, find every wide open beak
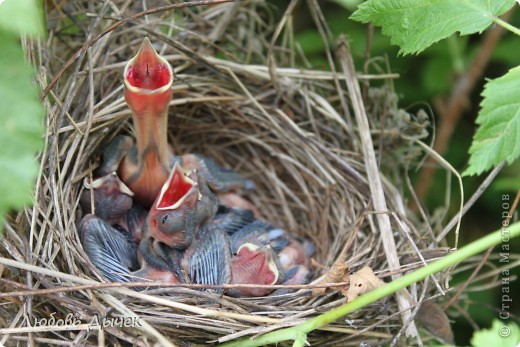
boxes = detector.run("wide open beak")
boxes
[124,37,173,116]
[155,162,200,210]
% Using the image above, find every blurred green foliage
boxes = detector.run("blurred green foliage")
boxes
[0,0,45,226]
[0,0,45,37]
[471,320,520,347]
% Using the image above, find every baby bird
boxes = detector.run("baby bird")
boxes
[80,172,134,226]
[97,37,254,208]
[79,214,138,283]
[79,214,185,284]
[227,220,315,291]
[142,162,218,249]
[227,242,282,297]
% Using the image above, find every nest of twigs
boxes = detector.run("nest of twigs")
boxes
[0,1,459,346]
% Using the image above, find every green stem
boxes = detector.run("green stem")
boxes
[493,17,520,36]
[220,221,520,347]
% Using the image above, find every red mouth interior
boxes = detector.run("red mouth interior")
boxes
[157,169,193,209]
[126,50,171,90]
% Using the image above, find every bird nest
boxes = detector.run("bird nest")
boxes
[0,1,454,346]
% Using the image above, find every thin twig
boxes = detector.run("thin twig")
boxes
[437,161,505,242]
[442,246,493,310]
[443,189,520,309]
[0,281,350,299]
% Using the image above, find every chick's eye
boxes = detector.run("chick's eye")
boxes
[161,215,168,224]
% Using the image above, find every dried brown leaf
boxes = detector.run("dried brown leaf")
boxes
[344,266,384,301]
[416,300,454,344]
[311,258,349,296]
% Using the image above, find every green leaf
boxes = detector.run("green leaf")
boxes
[463,67,520,176]
[471,320,520,347]
[0,31,43,224]
[0,0,45,37]
[350,0,515,55]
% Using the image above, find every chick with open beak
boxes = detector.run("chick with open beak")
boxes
[95,37,255,211]
[118,37,174,207]
[142,162,218,250]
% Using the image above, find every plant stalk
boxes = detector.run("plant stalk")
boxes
[493,17,520,36]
